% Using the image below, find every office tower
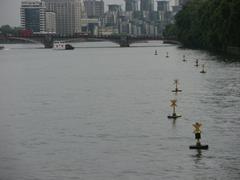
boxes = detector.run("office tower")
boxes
[45,12,56,32]
[179,0,189,5]
[157,1,170,12]
[174,0,179,6]
[125,0,138,12]
[140,0,154,12]
[84,0,104,18]
[20,0,46,32]
[44,0,85,35]
[108,4,122,12]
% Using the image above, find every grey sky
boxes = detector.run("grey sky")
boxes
[0,0,174,27]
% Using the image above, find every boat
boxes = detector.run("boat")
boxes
[0,46,4,50]
[53,41,74,50]
[65,44,74,50]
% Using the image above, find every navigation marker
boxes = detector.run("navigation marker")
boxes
[189,122,209,150]
[167,99,182,119]
[172,79,182,93]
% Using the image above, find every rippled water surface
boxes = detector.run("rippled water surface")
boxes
[0,42,240,180]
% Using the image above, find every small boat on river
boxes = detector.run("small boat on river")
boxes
[53,41,74,50]
[0,46,4,50]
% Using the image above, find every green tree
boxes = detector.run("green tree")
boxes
[174,0,240,51]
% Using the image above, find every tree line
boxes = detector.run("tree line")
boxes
[164,0,240,52]
[0,25,22,36]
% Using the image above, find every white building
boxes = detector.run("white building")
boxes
[20,0,46,32]
[45,12,56,33]
[44,0,85,36]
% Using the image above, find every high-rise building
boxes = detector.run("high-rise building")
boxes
[179,0,189,6]
[125,0,138,12]
[45,12,56,32]
[108,4,122,12]
[84,0,104,18]
[20,0,46,33]
[140,0,154,12]
[44,0,85,35]
[157,1,170,12]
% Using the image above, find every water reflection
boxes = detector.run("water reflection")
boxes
[194,149,202,164]
[172,119,177,128]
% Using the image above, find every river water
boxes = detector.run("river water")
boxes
[0,42,239,180]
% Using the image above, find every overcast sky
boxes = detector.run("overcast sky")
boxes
[0,0,174,27]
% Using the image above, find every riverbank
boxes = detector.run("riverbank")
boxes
[227,46,240,56]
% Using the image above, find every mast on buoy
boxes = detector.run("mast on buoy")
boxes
[183,55,186,62]
[200,64,206,73]
[195,59,199,67]
[172,79,182,93]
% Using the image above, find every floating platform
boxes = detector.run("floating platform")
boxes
[189,144,209,150]
[172,89,182,93]
[167,115,182,119]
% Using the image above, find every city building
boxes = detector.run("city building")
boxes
[125,0,138,12]
[108,4,122,12]
[84,0,104,18]
[140,0,154,12]
[80,18,100,35]
[98,26,118,35]
[44,0,85,35]
[20,0,46,33]
[45,12,56,33]
[179,0,189,6]
[157,1,170,12]
[103,4,122,28]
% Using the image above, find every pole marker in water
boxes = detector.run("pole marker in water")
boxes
[167,99,181,119]
[172,79,182,93]
[166,52,169,58]
[200,64,206,73]
[195,59,199,67]
[183,55,186,62]
[154,50,158,55]
[189,122,209,150]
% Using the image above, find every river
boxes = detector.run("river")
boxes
[0,41,239,180]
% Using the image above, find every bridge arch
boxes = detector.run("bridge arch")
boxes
[8,37,43,45]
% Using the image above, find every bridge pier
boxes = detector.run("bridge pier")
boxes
[120,42,130,47]
[119,36,130,47]
[43,35,54,48]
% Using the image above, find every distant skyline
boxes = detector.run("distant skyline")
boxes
[0,0,175,27]
[0,0,123,26]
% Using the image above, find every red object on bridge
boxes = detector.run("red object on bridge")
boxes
[20,29,33,37]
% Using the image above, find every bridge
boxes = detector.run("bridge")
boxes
[3,34,178,48]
